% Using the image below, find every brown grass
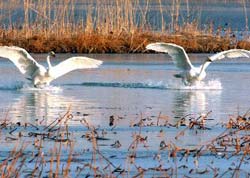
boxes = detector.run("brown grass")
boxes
[1,108,250,177]
[1,29,249,53]
[0,0,250,53]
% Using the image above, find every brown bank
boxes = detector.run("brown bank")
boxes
[1,29,250,54]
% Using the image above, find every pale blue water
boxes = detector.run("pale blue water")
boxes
[1,53,250,177]
[0,53,250,126]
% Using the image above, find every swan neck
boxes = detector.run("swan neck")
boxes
[199,66,205,74]
[47,55,52,69]
[197,66,206,79]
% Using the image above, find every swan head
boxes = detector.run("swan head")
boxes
[49,51,56,58]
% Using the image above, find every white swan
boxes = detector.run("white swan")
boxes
[146,42,250,85]
[0,46,103,88]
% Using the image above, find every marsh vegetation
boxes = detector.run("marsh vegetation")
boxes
[1,108,250,177]
[0,0,250,53]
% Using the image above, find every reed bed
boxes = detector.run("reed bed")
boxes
[0,0,250,53]
[1,108,250,177]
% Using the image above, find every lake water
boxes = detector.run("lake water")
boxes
[1,53,250,177]
[0,53,250,126]
[2,1,250,32]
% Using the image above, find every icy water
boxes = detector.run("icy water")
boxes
[0,53,250,126]
[1,53,250,177]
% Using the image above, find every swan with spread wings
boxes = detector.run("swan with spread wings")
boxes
[0,46,103,88]
[146,42,250,85]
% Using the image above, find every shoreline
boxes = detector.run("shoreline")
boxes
[1,30,250,54]
[1,1,250,54]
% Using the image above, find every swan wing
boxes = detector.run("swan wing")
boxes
[201,49,250,71]
[208,49,250,61]
[49,56,103,79]
[146,42,194,70]
[0,46,45,77]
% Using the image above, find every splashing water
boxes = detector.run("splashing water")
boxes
[0,81,62,93]
[0,79,222,91]
[141,79,222,90]
[165,79,223,90]
[71,79,223,90]
[20,85,63,93]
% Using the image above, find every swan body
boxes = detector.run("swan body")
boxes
[146,42,250,85]
[0,46,103,88]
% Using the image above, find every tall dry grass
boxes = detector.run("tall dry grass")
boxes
[0,0,249,53]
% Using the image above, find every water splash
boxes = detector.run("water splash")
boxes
[0,81,62,92]
[77,81,166,89]
[166,79,222,90]
[21,85,63,93]
[72,79,222,90]
[0,80,222,91]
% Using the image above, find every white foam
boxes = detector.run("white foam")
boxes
[145,79,222,90]
[170,79,222,90]
[20,85,63,93]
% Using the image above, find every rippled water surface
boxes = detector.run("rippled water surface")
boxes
[1,53,250,177]
[1,53,250,126]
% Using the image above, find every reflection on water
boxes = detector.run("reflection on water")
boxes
[0,82,222,126]
[4,90,79,124]
[172,90,221,119]
[0,53,250,126]
[173,91,201,119]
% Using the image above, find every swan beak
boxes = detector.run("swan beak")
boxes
[206,58,213,62]
[50,51,56,57]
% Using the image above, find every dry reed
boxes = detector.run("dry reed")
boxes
[0,0,249,53]
[0,107,250,177]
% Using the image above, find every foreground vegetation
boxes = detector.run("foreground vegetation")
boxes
[1,108,250,177]
[0,0,250,53]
